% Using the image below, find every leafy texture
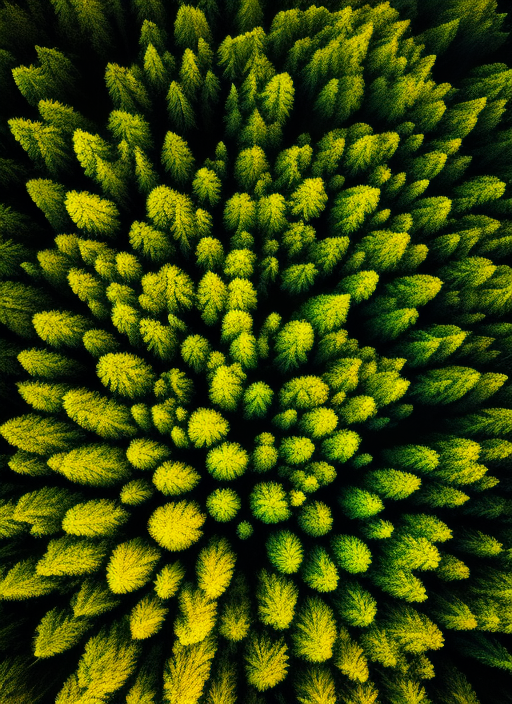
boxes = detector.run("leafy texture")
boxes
[0,1,511,702]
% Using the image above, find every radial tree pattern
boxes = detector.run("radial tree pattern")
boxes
[0,0,511,703]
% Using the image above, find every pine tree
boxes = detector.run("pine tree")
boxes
[331,535,372,574]
[72,129,112,177]
[161,131,195,185]
[434,665,482,704]
[12,64,52,106]
[274,144,313,190]
[174,5,212,49]
[301,546,339,593]
[58,621,140,701]
[394,324,467,367]
[234,146,269,190]
[298,501,333,537]
[206,488,241,522]
[309,237,349,276]
[338,395,377,424]
[65,190,120,236]
[167,80,196,131]
[298,407,338,439]
[0,413,82,455]
[315,75,365,125]
[280,375,329,410]
[338,487,384,519]
[453,175,506,213]
[250,482,291,523]
[8,450,51,478]
[205,657,237,704]
[105,62,150,112]
[334,581,377,628]
[196,272,226,326]
[174,583,217,644]
[381,532,440,571]
[260,72,295,123]
[196,237,224,271]
[355,229,411,271]
[281,263,318,295]
[193,167,222,207]
[32,311,91,349]
[381,676,430,704]
[209,363,246,411]
[450,407,512,437]
[34,606,92,658]
[62,499,129,537]
[362,370,410,407]
[152,460,200,496]
[9,118,70,174]
[344,132,400,177]
[243,381,273,418]
[187,408,229,447]
[385,606,444,653]
[13,486,78,536]
[180,48,202,100]
[360,625,399,668]
[279,436,315,465]
[164,633,217,704]
[235,0,265,34]
[334,628,371,684]
[292,596,337,663]
[256,569,298,629]
[244,632,289,691]
[257,193,288,236]
[0,558,61,600]
[148,500,206,550]
[48,443,132,487]
[329,185,380,236]
[26,178,68,230]
[129,594,168,640]
[416,18,461,54]
[266,530,303,574]
[143,42,169,89]
[36,535,108,576]
[106,538,160,594]
[96,352,155,398]
[0,282,49,337]
[17,348,84,379]
[321,430,361,463]
[411,366,481,405]
[196,537,236,599]
[38,99,90,133]
[154,561,186,600]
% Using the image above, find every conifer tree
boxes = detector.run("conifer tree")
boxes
[48,443,132,487]
[9,118,70,174]
[26,178,68,230]
[301,546,339,593]
[256,569,298,629]
[65,190,120,236]
[164,633,217,704]
[244,632,289,691]
[292,596,338,663]
[273,320,315,372]
[329,185,381,236]
[36,535,108,576]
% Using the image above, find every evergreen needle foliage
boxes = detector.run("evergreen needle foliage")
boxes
[0,0,511,702]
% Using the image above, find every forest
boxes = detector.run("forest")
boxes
[0,0,511,702]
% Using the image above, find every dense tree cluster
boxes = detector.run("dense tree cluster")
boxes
[0,0,511,702]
